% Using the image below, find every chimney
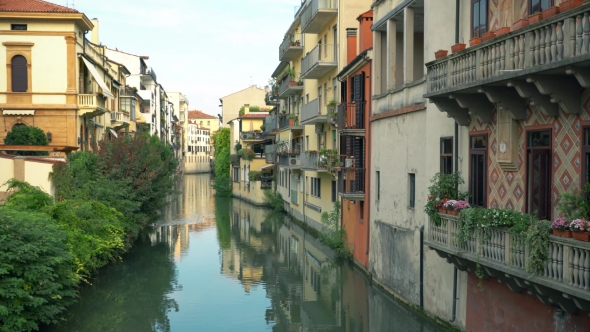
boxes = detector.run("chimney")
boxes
[358,11,374,53]
[346,28,358,63]
[244,104,250,115]
[91,18,99,44]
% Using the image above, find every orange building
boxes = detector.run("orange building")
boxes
[336,10,373,269]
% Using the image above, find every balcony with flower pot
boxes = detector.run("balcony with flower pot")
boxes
[425,5,590,126]
[279,112,303,132]
[279,33,303,61]
[278,73,303,98]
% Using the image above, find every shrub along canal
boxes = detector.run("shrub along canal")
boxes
[43,174,446,331]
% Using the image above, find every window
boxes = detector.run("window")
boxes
[332,180,337,202]
[200,121,203,125]
[11,55,28,92]
[469,135,487,207]
[472,0,488,38]
[409,174,416,208]
[530,0,553,14]
[11,24,27,31]
[332,130,337,148]
[440,137,453,174]
[583,128,590,185]
[207,121,210,126]
[527,130,551,219]
[376,171,380,200]
[311,177,321,197]
[318,87,322,110]
[233,168,239,182]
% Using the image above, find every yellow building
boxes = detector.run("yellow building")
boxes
[229,105,274,205]
[220,85,266,126]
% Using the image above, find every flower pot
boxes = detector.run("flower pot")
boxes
[573,231,590,242]
[434,50,448,59]
[451,43,466,53]
[560,0,583,12]
[448,210,459,216]
[469,37,482,47]
[528,12,542,24]
[482,31,496,42]
[542,6,559,19]
[438,207,447,214]
[289,119,295,126]
[512,18,529,31]
[553,229,573,238]
[495,27,510,37]
[289,81,297,86]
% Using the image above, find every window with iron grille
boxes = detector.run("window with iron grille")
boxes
[11,55,28,92]
[409,174,416,208]
[440,137,453,174]
[469,135,487,207]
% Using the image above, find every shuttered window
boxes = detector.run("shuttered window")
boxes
[12,55,28,92]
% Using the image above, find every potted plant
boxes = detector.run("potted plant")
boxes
[560,0,583,12]
[570,218,590,241]
[451,43,466,53]
[482,30,496,41]
[469,37,482,47]
[529,12,542,24]
[542,5,559,19]
[512,18,529,31]
[288,114,298,126]
[295,40,301,46]
[495,26,510,37]
[260,124,266,131]
[327,99,338,111]
[434,49,448,59]
[297,79,304,86]
[552,217,572,238]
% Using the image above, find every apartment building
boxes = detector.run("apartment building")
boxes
[169,92,190,160]
[185,119,211,174]
[220,85,267,126]
[188,110,219,163]
[268,0,373,232]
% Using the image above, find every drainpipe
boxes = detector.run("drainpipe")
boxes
[419,225,424,308]
[450,0,460,323]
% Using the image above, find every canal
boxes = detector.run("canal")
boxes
[44,174,446,332]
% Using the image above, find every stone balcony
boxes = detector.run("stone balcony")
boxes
[426,213,590,314]
[425,6,590,125]
[78,94,107,117]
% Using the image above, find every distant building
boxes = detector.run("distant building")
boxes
[220,85,266,126]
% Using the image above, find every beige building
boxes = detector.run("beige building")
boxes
[185,121,210,174]
[220,85,266,126]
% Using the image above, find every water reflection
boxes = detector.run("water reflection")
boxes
[43,175,445,332]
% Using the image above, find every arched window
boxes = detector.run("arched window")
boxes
[11,55,28,92]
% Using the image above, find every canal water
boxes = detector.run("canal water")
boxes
[44,174,446,332]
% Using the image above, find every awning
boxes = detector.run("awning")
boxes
[3,110,35,116]
[81,56,115,99]
[109,128,118,138]
[259,165,274,172]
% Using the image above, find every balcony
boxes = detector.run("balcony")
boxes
[425,6,590,125]
[300,0,338,34]
[338,167,365,201]
[278,76,304,98]
[230,154,240,165]
[265,91,280,106]
[278,154,301,169]
[427,213,590,314]
[140,66,157,83]
[265,144,277,164]
[279,114,303,131]
[264,113,279,136]
[78,94,107,117]
[111,111,130,124]
[279,34,303,61]
[337,101,366,135]
[300,98,327,124]
[301,44,338,79]
[239,131,265,142]
[84,41,106,67]
[300,152,331,173]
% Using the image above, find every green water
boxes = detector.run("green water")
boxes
[43,174,446,332]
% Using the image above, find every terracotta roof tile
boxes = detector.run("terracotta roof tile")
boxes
[188,110,217,119]
[0,0,79,13]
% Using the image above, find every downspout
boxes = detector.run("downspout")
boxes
[366,59,372,260]
[450,0,460,323]
[419,225,424,308]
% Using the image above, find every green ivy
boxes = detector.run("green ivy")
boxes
[319,202,352,259]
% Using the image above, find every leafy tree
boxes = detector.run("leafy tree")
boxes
[0,208,78,332]
[2,179,53,212]
[3,125,49,156]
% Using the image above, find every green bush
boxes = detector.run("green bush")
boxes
[0,208,78,332]
[213,176,233,197]
[213,128,230,177]
[248,170,262,181]
[319,201,352,259]
[2,179,53,212]
[3,125,49,156]
[263,190,284,212]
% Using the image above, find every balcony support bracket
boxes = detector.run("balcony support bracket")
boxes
[450,94,494,124]
[527,76,581,115]
[566,66,590,88]
[429,97,470,126]
[479,87,527,120]
[507,80,559,117]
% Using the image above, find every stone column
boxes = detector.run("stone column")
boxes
[387,19,397,90]
[373,30,382,95]
[404,6,414,83]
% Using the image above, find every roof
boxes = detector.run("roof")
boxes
[0,0,79,13]
[106,47,149,60]
[219,85,265,100]
[240,113,269,119]
[188,110,217,119]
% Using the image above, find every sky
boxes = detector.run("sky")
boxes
[69,0,301,117]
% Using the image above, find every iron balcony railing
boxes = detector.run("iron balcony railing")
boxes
[300,98,323,123]
[265,144,277,164]
[301,44,338,78]
[338,167,366,196]
[300,0,338,33]
[279,33,303,61]
[279,114,301,130]
[279,74,303,96]
[140,66,157,82]
[265,91,280,106]
[264,113,278,135]
[337,101,366,130]
[240,131,263,140]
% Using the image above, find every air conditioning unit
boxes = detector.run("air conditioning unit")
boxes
[241,133,248,139]
[290,157,301,166]
[345,158,354,168]
[315,123,324,134]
